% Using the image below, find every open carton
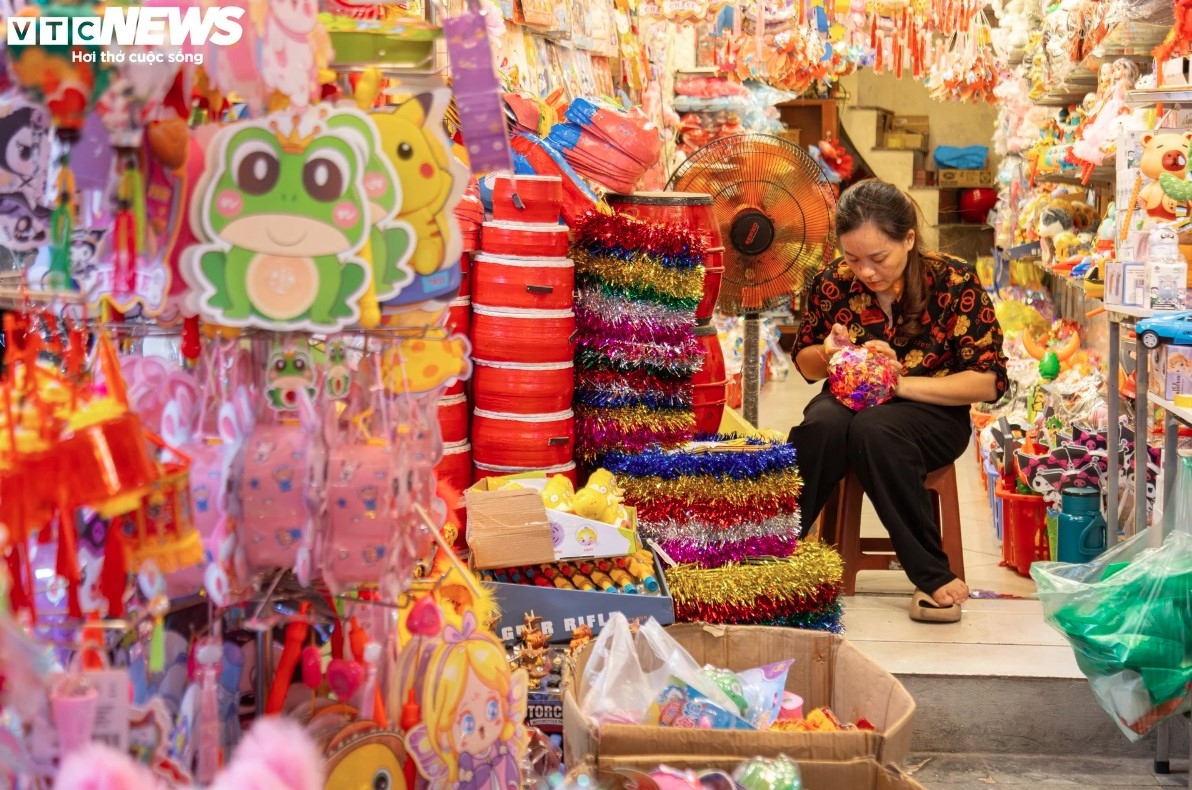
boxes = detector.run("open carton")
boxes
[466,473,641,570]
[573,756,926,790]
[563,624,915,769]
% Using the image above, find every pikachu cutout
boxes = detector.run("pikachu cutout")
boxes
[372,90,469,285]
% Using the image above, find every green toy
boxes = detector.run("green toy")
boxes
[265,340,318,411]
[187,109,375,333]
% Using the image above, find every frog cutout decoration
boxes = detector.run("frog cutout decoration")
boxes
[325,106,416,326]
[324,339,353,400]
[372,90,468,287]
[183,107,373,333]
[265,339,318,411]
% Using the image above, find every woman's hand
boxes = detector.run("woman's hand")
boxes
[863,339,898,363]
[824,323,851,357]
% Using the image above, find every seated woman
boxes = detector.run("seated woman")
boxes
[788,179,1007,623]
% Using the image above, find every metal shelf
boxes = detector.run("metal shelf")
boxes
[1005,241,1041,260]
[1035,165,1115,187]
[1151,394,1192,426]
[1126,87,1192,108]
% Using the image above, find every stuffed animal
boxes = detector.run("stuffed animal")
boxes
[1137,131,1192,221]
[571,487,630,529]
[56,716,323,790]
[540,475,575,512]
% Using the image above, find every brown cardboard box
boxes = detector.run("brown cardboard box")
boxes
[1150,343,1192,401]
[563,624,916,769]
[465,478,556,568]
[890,115,930,135]
[576,756,927,790]
[938,169,995,188]
[913,169,937,187]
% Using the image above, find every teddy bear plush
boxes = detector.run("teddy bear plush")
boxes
[1137,131,1192,222]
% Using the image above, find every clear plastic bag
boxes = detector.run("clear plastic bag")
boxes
[1032,528,1192,740]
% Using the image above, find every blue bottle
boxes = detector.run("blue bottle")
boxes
[1057,487,1107,563]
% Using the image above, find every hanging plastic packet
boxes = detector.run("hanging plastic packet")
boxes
[322,351,399,593]
[736,659,794,728]
[443,0,514,175]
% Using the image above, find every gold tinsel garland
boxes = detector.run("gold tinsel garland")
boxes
[666,541,844,610]
[572,249,705,304]
[618,468,804,509]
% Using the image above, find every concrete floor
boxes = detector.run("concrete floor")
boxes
[756,373,1190,787]
[907,752,1188,788]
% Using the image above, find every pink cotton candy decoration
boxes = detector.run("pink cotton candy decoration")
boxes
[221,716,324,790]
[828,346,900,411]
[58,743,160,790]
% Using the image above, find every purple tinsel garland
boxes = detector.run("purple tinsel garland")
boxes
[574,335,705,372]
[575,407,696,458]
[575,306,695,347]
[577,289,695,332]
[651,533,800,567]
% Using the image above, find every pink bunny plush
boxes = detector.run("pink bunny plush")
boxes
[56,717,323,790]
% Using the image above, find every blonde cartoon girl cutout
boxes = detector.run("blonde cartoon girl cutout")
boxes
[405,612,528,789]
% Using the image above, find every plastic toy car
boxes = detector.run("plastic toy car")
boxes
[1136,311,1192,349]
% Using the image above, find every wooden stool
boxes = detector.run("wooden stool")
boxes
[818,463,965,596]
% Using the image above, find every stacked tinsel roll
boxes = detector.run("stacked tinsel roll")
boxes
[603,436,844,633]
[570,212,706,467]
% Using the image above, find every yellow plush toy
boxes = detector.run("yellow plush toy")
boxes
[585,469,623,501]
[572,487,630,529]
[540,475,575,511]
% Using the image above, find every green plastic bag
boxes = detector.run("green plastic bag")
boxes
[1032,528,1192,741]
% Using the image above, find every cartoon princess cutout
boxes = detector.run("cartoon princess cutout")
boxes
[576,527,597,549]
[406,612,527,790]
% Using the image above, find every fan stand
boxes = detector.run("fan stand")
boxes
[743,312,761,426]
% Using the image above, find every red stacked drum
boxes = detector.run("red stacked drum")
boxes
[470,305,575,364]
[473,254,575,311]
[481,222,570,258]
[605,191,725,321]
[692,323,727,434]
[472,359,575,414]
[490,175,564,224]
[436,440,473,491]
[446,296,471,337]
[458,252,472,298]
[437,393,469,444]
[469,175,577,478]
[474,460,578,487]
[471,409,575,469]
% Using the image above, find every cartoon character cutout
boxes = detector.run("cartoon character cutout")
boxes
[260,0,319,108]
[326,107,415,316]
[372,91,467,281]
[184,107,373,333]
[575,526,597,549]
[382,334,473,395]
[265,340,317,411]
[406,612,527,790]
[324,339,353,400]
[0,101,50,209]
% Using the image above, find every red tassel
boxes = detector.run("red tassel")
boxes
[5,548,30,616]
[112,209,136,298]
[100,518,128,619]
[181,315,201,363]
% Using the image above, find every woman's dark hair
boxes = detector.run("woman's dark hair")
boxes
[835,179,943,339]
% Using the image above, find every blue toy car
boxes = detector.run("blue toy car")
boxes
[1136,311,1192,349]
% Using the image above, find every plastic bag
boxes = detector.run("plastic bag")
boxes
[1032,528,1192,740]
[933,145,988,170]
[634,618,740,714]
[578,612,655,725]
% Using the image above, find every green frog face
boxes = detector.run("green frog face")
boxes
[326,108,400,226]
[203,116,370,258]
[266,342,318,410]
[324,340,352,400]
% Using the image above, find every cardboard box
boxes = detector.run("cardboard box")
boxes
[913,169,937,187]
[483,553,674,643]
[563,624,915,769]
[1150,343,1192,400]
[890,115,930,135]
[1146,260,1188,310]
[575,756,927,790]
[938,169,995,188]
[884,133,927,151]
[466,475,641,569]
[527,689,563,745]
[1105,260,1147,306]
[874,108,894,143]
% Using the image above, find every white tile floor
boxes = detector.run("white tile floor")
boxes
[757,372,1083,678]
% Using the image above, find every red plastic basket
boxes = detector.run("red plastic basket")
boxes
[995,476,1050,575]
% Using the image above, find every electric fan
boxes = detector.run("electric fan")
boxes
[668,134,836,426]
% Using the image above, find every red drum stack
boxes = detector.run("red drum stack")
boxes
[469,174,576,479]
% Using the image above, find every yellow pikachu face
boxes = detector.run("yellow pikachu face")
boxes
[374,95,452,216]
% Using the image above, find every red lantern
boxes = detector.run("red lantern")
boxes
[959,188,997,224]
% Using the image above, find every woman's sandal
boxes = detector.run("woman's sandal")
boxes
[909,589,962,623]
